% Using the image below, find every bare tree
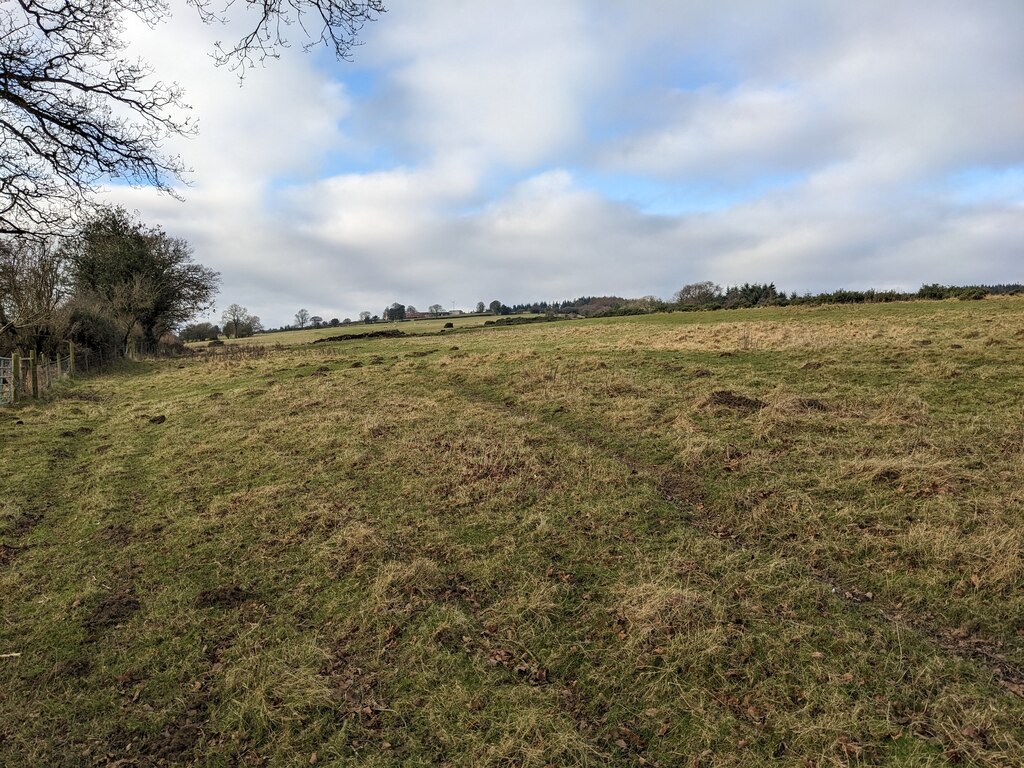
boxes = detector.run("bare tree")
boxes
[309,314,323,328]
[0,0,385,237]
[295,308,310,328]
[674,281,723,307]
[221,303,260,338]
[0,237,69,351]
[428,303,444,316]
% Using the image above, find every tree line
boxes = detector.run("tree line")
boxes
[1,207,219,360]
[498,281,1023,319]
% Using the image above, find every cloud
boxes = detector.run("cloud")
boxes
[99,0,1024,326]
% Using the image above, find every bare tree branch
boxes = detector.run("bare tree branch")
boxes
[0,0,384,237]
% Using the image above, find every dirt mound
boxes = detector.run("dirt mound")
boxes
[703,390,766,412]
[194,585,254,608]
[48,657,93,680]
[94,524,133,544]
[800,361,824,370]
[692,368,712,378]
[84,591,141,632]
[0,542,22,566]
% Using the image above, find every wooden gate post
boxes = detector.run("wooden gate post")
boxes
[29,350,38,398]
[11,353,19,403]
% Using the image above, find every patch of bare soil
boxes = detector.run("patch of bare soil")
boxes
[692,368,712,378]
[94,524,133,544]
[47,657,93,681]
[194,585,254,609]
[0,542,22,566]
[148,720,205,760]
[800,361,824,370]
[84,591,141,633]
[4,510,42,538]
[703,390,766,412]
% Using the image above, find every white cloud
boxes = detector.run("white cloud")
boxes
[98,0,1024,325]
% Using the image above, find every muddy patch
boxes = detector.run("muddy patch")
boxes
[692,368,712,378]
[2,510,42,539]
[0,542,23,566]
[149,414,167,425]
[94,524,133,545]
[194,584,254,609]
[800,361,824,370]
[84,591,141,633]
[47,656,93,681]
[703,390,766,413]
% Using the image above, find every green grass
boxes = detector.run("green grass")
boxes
[2,298,1023,766]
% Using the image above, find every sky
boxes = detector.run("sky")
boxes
[105,0,1024,327]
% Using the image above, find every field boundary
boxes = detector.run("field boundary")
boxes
[0,344,76,405]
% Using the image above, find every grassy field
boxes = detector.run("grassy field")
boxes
[2,299,1023,766]
[216,314,538,346]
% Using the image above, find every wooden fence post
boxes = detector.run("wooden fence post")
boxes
[68,341,75,375]
[11,353,19,403]
[29,350,38,398]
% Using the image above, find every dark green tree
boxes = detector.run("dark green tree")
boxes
[68,207,219,353]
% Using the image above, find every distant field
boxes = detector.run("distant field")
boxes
[215,313,538,346]
[3,299,1023,766]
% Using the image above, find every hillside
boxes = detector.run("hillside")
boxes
[2,299,1023,766]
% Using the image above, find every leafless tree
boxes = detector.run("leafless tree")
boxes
[674,281,723,307]
[222,303,260,337]
[295,308,310,328]
[0,0,385,237]
[0,236,69,350]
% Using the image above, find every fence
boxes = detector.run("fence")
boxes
[0,343,76,405]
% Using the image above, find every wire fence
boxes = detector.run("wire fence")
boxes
[0,346,75,405]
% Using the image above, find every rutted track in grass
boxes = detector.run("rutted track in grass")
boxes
[437,366,1024,759]
[445,368,1024,702]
